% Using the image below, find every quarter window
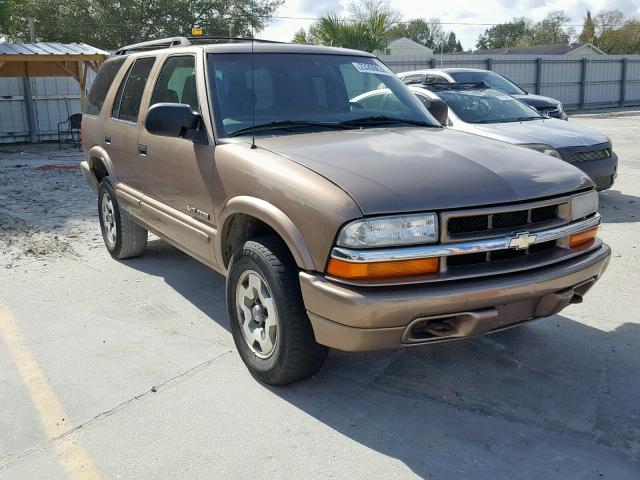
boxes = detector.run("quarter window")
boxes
[111,57,155,122]
[83,57,125,115]
[150,56,199,111]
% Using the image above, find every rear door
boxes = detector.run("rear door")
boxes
[81,57,126,154]
[136,52,216,263]
[103,56,156,191]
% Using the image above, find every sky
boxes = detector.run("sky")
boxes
[259,0,640,50]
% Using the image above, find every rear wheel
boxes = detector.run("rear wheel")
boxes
[227,237,328,385]
[98,177,147,259]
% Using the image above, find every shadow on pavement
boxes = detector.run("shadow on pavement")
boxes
[123,238,640,479]
[599,189,639,223]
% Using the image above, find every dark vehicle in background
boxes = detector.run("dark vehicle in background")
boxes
[398,68,568,120]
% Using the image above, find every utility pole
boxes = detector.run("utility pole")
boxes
[24,17,39,143]
[28,17,36,42]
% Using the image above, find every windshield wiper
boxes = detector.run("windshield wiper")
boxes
[340,116,436,128]
[228,120,352,137]
[507,116,545,122]
[473,116,542,124]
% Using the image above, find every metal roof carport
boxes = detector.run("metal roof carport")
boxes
[0,43,109,143]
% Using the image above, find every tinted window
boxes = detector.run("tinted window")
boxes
[208,53,438,137]
[424,74,447,85]
[402,74,424,85]
[150,56,199,111]
[448,71,524,95]
[111,57,155,122]
[437,88,541,124]
[83,58,125,115]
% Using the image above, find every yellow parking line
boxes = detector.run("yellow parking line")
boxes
[0,304,102,480]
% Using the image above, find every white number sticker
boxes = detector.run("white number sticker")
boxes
[352,62,393,76]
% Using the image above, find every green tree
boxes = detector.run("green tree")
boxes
[596,14,640,54]
[294,12,388,53]
[476,18,532,50]
[593,9,625,39]
[444,31,463,52]
[347,0,400,29]
[386,18,445,50]
[579,10,596,44]
[4,0,283,49]
[530,10,574,45]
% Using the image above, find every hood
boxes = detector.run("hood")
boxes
[255,128,592,215]
[512,93,560,108]
[467,118,610,148]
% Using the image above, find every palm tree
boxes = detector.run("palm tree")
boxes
[294,12,389,53]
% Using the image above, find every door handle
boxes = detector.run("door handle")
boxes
[138,143,147,156]
[104,133,111,144]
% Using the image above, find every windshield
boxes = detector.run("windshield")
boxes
[436,88,543,124]
[207,53,439,137]
[448,71,525,95]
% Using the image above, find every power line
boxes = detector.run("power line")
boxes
[265,15,640,28]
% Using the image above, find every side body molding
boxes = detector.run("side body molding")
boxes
[218,196,316,271]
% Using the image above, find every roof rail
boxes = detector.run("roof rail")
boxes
[115,36,284,55]
[185,36,284,45]
[115,37,191,55]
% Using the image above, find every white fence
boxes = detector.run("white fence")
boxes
[378,53,640,111]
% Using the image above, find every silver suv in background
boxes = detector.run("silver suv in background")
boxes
[404,83,618,191]
[399,68,568,120]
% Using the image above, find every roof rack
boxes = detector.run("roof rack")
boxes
[115,36,284,55]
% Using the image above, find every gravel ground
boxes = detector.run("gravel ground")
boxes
[0,116,639,480]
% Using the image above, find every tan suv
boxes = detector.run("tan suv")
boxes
[81,37,610,385]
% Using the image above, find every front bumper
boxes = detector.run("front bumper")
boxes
[301,244,610,351]
[573,154,618,191]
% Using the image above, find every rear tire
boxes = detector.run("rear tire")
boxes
[227,237,328,385]
[98,177,147,259]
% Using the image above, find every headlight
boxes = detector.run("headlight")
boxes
[571,191,598,221]
[557,102,564,112]
[520,143,562,159]
[337,213,438,248]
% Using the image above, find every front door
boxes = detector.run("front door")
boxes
[136,54,216,263]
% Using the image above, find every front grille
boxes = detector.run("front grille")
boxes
[447,204,558,236]
[446,240,556,268]
[567,148,610,164]
[442,198,571,272]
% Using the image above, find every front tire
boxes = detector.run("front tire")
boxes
[227,237,328,385]
[98,177,147,259]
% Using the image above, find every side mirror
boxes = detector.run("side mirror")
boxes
[424,98,449,126]
[145,103,207,143]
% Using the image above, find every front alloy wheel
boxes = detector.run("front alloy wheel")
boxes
[236,270,279,358]
[226,237,328,385]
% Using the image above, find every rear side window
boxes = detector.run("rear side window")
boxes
[83,58,125,115]
[111,57,155,122]
[424,74,447,85]
[150,56,199,111]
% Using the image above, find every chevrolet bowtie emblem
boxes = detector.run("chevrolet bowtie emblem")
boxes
[508,232,537,250]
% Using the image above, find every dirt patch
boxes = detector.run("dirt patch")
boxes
[0,146,101,268]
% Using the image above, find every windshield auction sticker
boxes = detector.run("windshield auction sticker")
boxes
[352,62,393,76]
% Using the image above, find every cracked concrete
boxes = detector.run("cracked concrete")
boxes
[0,115,639,479]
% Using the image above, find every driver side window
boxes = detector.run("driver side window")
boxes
[150,56,199,111]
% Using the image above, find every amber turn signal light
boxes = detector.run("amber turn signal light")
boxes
[327,257,439,280]
[569,226,599,248]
